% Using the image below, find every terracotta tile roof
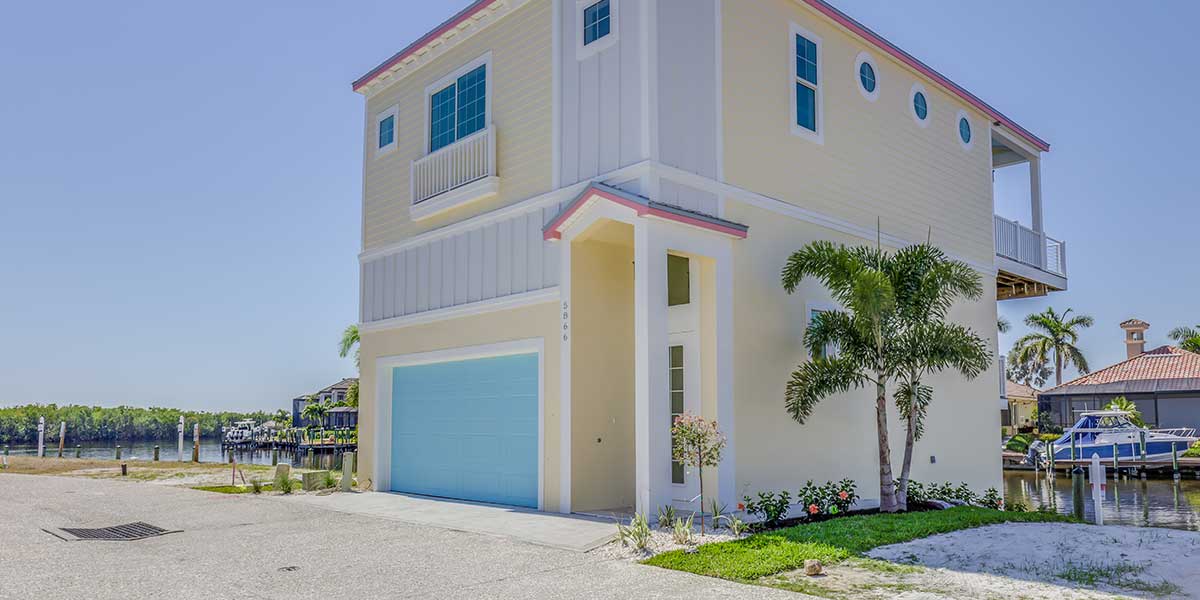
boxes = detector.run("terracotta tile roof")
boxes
[1006,380,1040,400]
[1120,318,1150,328]
[1042,346,1200,396]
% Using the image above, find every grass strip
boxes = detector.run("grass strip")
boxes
[643,506,1073,580]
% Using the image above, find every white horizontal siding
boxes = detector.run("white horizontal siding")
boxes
[361,204,565,323]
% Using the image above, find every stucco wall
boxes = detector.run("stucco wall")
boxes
[725,198,1003,501]
[569,234,636,512]
[362,0,553,251]
[357,301,564,511]
[722,0,995,266]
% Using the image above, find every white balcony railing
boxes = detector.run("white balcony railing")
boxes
[411,124,497,208]
[994,214,1066,276]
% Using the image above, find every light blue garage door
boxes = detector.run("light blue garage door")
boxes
[390,352,538,508]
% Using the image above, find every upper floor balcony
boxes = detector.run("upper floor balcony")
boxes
[992,126,1067,300]
[410,124,499,221]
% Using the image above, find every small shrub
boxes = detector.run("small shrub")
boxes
[980,488,1003,510]
[708,498,728,530]
[902,480,928,505]
[950,482,977,505]
[657,505,677,530]
[276,475,297,495]
[1184,441,1200,459]
[1005,433,1033,453]
[719,514,748,536]
[1006,501,1029,513]
[672,514,694,545]
[617,513,652,551]
[831,478,858,513]
[250,478,264,495]
[323,470,338,490]
[742,490,791,527]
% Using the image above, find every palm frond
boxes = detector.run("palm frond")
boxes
[894,381,933,440]
[785,356,868,424]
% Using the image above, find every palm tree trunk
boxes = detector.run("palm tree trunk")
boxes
[1055,349,1063,387]
[875,379,898,512]
[897,403,918,512]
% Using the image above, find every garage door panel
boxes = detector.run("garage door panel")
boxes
[390,352,539,508]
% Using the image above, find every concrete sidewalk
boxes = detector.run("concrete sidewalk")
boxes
[278,491,616,552]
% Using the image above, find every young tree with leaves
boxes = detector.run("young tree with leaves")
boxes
[1009,307,1093,386]
[670,412,726,534]
[339,324,360,367]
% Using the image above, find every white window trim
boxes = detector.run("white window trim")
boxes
[373,337,546,511]
[788,22,824,145]
[422,51,494,156]
[806,300,841,359]
[374,104,399,158]
[909,82,930,128]
[956,109,974,150]
[853,51,879,102]
[576,0,619,61]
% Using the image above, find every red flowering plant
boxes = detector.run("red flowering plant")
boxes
[797,478,858,518]
[671,412,727,535]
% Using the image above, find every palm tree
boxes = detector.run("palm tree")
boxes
[301,398,329,429]
[998,316,1011,333]
[339,324,360,367]
[781,242,990,512]
[1169,325,1200,354]
[1010,307,1094,387]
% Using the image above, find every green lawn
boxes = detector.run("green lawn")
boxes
[643,507,1073,581]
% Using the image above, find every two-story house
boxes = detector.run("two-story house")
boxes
[351,0,1067,516]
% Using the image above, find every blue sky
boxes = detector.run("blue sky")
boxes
[1,1,1196,411]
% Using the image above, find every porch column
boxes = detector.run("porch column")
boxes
[557,237,573,514]
[1029,157,1046,270]
[713,243,737,509]
[634,220,670,515]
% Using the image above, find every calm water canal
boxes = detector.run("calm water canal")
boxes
[4,441,298,466]
[1004,470,1200,531]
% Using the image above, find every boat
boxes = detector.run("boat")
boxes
[222,420,257,444]
[1033,410,1197,464]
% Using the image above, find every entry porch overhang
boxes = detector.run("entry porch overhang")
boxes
[547,181,743,517]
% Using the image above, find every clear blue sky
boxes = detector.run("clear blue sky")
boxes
[2,1,1196,412]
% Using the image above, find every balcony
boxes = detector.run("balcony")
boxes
[410,124,499,220]
[994,214,1067,300]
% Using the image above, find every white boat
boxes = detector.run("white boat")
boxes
[1036,410,1196,463]
[222,420,256,444]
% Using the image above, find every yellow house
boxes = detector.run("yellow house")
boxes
[351,0,1067,515]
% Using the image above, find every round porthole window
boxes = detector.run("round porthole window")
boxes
[854,52,879,101]
[909,83,930,127]
[956,110,973,149]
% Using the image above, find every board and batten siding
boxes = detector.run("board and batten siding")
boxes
[361,204,563,324]
[557,0,646,186]
[722,0,995,266]
[361,0,553,252]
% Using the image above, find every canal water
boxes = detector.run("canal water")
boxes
[1004,470,1200,531]
[3,441,299,466]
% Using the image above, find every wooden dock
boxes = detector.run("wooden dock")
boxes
[1003,450,1200,478]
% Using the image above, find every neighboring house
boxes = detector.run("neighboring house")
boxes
[326,406,359,430]
[291,378,358,428]
[352,0,1067,514]
[1039,320,1200,430]
[1004,380,1039,433]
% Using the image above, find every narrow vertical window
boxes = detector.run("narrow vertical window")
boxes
[795,34,818,132]
[583,0,611,46]
[669,345,685,484]
[667,254,690,307]
[790,24,822,142]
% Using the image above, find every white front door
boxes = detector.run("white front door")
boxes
[666,253,701,508]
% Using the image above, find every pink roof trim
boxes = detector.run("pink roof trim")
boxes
[543,186,749,241]
[352,0,493,92]
[801,0,1049,152]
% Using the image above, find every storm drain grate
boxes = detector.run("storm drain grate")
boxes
[45,522,180,542]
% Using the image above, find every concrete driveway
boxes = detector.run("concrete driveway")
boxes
[0,474,802,600]
[280,491,616,552]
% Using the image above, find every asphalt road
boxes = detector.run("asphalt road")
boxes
[0,474,798,599]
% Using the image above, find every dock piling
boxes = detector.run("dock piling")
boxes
[272,448,279,466]
[115,445,122,460]
[1172,442,1181,480]
[154,445,160,462]
[75,445,81,459]
[1112,443,1120,477]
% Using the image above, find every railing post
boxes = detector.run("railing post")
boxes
[1038,230,1047,270]
[1059,240,1067,276]
[487,124,497,178]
